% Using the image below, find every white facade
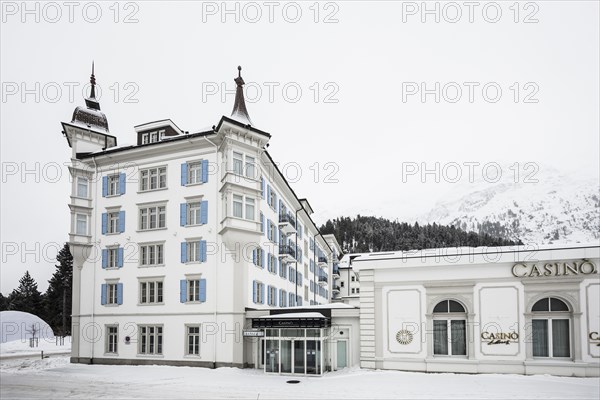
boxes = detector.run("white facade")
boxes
[62,69,340,368]
[353,244,600,377]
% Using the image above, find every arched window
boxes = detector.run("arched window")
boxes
[432,300,467,356]
[531,297,571,358]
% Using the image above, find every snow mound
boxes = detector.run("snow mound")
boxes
[0,311,54,344]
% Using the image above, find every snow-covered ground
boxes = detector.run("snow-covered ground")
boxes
[0,336,71,358]
[1,355,598,399]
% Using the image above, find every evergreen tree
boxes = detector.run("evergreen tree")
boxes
[0,292,9,311]
[44,243,73,336]
[320,215,521,253]
[9,271,44,316]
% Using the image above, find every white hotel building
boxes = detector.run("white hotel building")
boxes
[62,66,357,374]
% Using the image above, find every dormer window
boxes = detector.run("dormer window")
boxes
[141,130,166,145]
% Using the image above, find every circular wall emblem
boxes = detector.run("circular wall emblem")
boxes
[396,330,414,345]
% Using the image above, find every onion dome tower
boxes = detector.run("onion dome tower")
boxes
[71,62,110,132]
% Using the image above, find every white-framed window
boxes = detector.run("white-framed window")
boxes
[187,162,202,185]
[245,155,256,179]
[76,177,88,198]
[188,202,201,225]
[187,279,201,302]
[75,213,88,235]
[150,131,159,142]
[138,325,163,355]
[107,283,118,305]
[140,243,164,266]
[139,281,164,304]
[254,248,263,268]
[107,174,119,196]
[280,290,287,307]
[233,151,244,175]
[186,325,201,356]
[141,133,150,144]
[106,325,118,354]
[351,288,355,294]
[233,195,243,218]
[341,281,344,288]
[531,297,571,358]
[268,253,277,274]
[140,166,167,191]
[187,241,202,263]
[356,288,360,294]
[107,247,118,269]
[268,222,277,243]
[268,189,276,210]
[245,197,255,221]
[139,205,166,230]
[268,286,277,306]
[107,211,119,234]
[254,281,264,304]
[433,300,467,356]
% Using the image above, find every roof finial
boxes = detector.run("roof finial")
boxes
[89,61,96,99]
[231,65,252,125]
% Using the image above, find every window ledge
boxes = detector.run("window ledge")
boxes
[185,223,207,228]
[185,182,205,187]
[105,232,121,236]
[137,303,165,306]
[137,228,168,233]
[139,264,165,268]
[103,304,120,307]
[103,352,119,356]
[138,187,169,194]
[136,354,165,358]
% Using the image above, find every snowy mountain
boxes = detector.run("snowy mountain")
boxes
[419,167,600,245]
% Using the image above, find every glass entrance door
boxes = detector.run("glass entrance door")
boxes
[280,340,292,373]
[293,340,305,374]
[336,340,347,369]
[306,340,321,374]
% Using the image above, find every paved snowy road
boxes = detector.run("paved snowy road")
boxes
[1,356,598,399]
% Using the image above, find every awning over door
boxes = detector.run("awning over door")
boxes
[252,312,331,328]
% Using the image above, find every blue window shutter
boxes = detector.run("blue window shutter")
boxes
[100,284,107,305]
[117,283,123,305]
[180,280,187,303]
[278,200,282,216]
[201,159,209,183]
[261,178,265,199]
[273,288,278,307]
[252,281,257,303]
[260,283,265,304]
[180,203,187,226]
[101,213,107,235]
[279,289,282,306]
[181,242,187,263]
[181,163,188,186]
[118,173,126,195]
[260,249,265,269]
[200,200,208,224]
[118,211,125,233]
[252,249,256,265]
[267,286,271,306]
[101,249,108,269]
[102,176,108,197]
[267,185,271,206]
[200,240,207,262]
[117,247,124,268]
[199,279,207,302]
[267,253,271,270]
[266,220,271,241]
[260,213,264,234]
[274,257,278,275]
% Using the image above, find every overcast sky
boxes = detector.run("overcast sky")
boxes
[1,1,598,293]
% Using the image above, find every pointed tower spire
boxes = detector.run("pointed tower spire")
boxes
[89,61,96,99]
[85,61,101,111]
[230,66,253,125]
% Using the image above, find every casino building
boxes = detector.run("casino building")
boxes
[352,244,600,377]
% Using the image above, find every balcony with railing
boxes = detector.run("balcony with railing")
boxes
[278,212,296,235]
[278,244,296,263]
[318,274,328,285]
[332,285,341,293]
[332,262,340,277]
[318,255,327,267]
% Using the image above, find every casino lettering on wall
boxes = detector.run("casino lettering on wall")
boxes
[511,261,597,278]
[481,332,519,345]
